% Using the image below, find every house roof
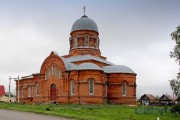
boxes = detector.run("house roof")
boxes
[5,92,14,97]
[140,94,157,101]
[0,85,5,95]
[159,94,174,101]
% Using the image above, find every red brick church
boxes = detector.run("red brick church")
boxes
[15,12,137,104]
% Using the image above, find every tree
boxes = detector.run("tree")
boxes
[170,26,180,98]
[171,26,180,64]
[169,79,180,98]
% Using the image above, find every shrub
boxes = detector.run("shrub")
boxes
[45,107,51,111]
[170,104,180,114]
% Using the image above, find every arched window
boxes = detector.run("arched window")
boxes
[31,86,33,97]
[96,37,99,48]
[74,36,77,47]
[48,69,51,78]
[85,35,89,46]
[122,81,126,96]
[59,69,62,79]
[36,83,39,96]
[71,80,74,95]
[45,71,48,80]
[28,86,31,97]
[52,65,54,75]
[56,68,59,78]
[105,82,108,97]
[22,87,24,98]
[89,79,94,95]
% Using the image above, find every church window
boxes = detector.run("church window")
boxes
[52,65,54,75]
[122,81,126,96]
[96,37,99,48]
[31,87,33,97]
[22,87,24,98]
[85,35,89,46]
[71,80,74,95]
[105,82,108,97]
[28,86,31,97]
[59,69,62,79]
[56,68,59,78]
[48,69,51,78]
[89,79,94,95]
[45,71,48,80]
[36,83,39,96]
[74,36,77,47]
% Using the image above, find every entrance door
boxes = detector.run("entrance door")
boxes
[50,84,56,100]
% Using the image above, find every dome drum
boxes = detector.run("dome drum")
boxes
[69,35,99,49]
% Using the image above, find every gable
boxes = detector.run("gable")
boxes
[140,95,149,100]
[40,51,67,74]
[140,94,157,101]
[160,95,173,101]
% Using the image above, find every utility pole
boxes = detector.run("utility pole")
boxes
[18,75,19,103]
[9,76,19,103]
[9,76,11,103]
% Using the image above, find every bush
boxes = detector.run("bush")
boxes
[45,107,51,111]
[170,104,180,114]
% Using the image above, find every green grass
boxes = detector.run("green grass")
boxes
[0,103,179,120]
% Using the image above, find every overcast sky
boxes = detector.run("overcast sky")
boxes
[0,0,180,98]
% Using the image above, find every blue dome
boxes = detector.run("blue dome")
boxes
[71,15,98,33]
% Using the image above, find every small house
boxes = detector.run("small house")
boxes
[0,85,5,96]
[0,85,15,102]
[139,94,157,106]
[159,94,175,105]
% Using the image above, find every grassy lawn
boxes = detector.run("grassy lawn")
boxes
[0,103,179,120]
